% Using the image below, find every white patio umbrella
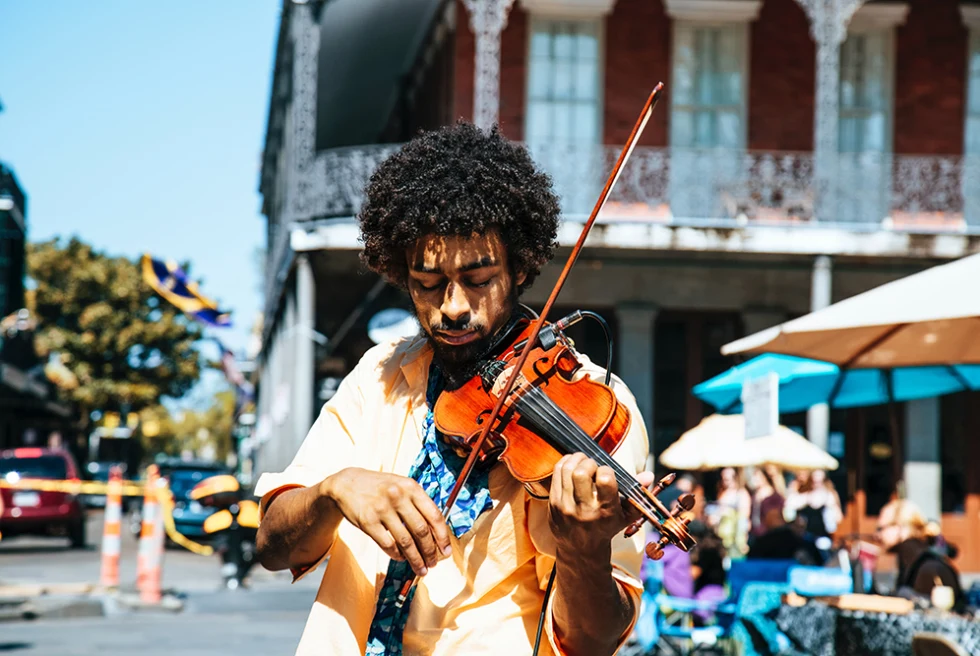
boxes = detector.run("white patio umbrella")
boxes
[720,251,980,487]
[659,414,838,472]
[721,252,980,368]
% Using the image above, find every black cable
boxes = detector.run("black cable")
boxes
[532,309,614,656]
[532,563,559,656]
[578,310,613,386]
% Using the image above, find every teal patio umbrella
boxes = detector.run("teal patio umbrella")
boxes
[693,354,980,415]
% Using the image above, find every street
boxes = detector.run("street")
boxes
[0,510,319,655]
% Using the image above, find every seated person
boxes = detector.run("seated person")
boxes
[747,516,823,565]
[642,525,726,625]
[688,520,726,595]
[877,500,965,610]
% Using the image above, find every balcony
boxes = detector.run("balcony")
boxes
[304,144,980,234]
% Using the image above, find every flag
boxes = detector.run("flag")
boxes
[141,254,232,328]
[214,338,255,414]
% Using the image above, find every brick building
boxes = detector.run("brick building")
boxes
[253,0,980,570]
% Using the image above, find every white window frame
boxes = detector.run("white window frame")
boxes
[523,15,605,146]
[668,20,751,150]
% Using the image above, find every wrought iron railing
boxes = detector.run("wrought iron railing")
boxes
[303,143,980,231]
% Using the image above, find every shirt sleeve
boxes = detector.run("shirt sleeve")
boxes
[252,353,367,582]
[528,361,650,655]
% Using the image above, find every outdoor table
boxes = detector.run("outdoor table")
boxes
[772,599,980,656]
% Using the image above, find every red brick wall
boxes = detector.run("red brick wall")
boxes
[894,0,968,155]
[604,0,671,146]
[451,1,528,140]
[453,0,970,156]
[748,0,815,151]
[499,6,529,140]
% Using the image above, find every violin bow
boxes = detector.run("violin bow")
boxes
[442,82,663,518]
[394,83,664,609]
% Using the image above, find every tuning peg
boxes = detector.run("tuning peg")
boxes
[649,473,675,498]
[645,534,671,561]
[676,493,695,513]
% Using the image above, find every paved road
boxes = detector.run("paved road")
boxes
[0,510,320,655]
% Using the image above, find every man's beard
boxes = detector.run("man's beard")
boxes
[419,288,519,391]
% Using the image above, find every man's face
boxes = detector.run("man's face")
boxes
[406,230,524,382]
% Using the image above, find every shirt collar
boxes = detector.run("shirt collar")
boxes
[399,334,434,393]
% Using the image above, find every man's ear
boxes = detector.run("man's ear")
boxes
[515,270,527,287]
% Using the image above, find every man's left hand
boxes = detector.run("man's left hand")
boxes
[548,453,655,555]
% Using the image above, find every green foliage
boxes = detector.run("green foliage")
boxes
[139,390,235,462]
[27,237,202,416]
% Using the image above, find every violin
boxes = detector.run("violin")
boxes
[434,313,696,558]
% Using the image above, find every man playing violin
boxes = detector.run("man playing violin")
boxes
[255,122,654,656]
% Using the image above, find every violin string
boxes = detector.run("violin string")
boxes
[501,379,661,519]
[519,388,645,488]
[514,388,662,518]
[516,392,659,519]
[516,389,646,503]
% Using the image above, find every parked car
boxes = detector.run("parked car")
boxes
[0,448,87,548]
[82,461,126,509]
[129,459,231,545]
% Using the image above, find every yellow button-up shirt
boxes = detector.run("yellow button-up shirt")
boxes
[255,335,649,656]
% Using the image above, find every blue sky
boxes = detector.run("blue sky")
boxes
[0,0,281,365]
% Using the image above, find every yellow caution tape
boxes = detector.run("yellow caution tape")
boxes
[0,478,146,497]
[156,484,214,556]
[0,477,215,556]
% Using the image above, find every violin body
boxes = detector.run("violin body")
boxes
[434,317,695,554]
[434,319,631,486]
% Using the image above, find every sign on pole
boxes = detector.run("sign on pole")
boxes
[742,372,779,439]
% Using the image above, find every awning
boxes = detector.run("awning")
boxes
[315,0,445,149]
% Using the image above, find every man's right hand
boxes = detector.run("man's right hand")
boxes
[321,467,453,576]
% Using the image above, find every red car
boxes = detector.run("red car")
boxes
[0,448,86,548]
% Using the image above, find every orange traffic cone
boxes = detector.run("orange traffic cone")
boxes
[137,465,163,603]
[99,465,123,588]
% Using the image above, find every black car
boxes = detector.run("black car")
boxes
[130,459,231,544]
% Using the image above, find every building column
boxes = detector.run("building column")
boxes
[616,304,658,456]
[741,307,787,337]
[461,0,517,130]
[794,0,866,221]
[904,398,941,521]
[292,255,316,458]
[807,255,833,451]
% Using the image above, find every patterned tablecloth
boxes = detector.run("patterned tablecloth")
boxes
[772,601,980,656]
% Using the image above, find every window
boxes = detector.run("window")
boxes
[525,19,601,146]
[670,23,747,149]
[837,29,894,223]
[965,31,980,155]
[668,22,748,219]
[525,18,602,216]
[964,28,980,224]
[839,32,892,153]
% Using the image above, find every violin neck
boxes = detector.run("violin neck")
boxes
[512,387,661,519]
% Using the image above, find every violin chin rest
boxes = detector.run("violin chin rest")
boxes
[523,480,551,499]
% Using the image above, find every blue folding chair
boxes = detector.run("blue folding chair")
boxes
[633,558,732,655]
[788,565,853,597]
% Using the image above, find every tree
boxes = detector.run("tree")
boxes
[27,237,202,419]
[139,390,235,462]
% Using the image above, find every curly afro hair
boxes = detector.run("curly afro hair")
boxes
[358,122,561,294]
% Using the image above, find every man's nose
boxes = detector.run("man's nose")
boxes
[440,283,471,325]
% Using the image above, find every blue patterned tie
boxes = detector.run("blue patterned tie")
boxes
[364,366,494,655]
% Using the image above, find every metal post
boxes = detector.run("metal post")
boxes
[807,255,833,451]
[461,0,517,130]
[794,0,865,222]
